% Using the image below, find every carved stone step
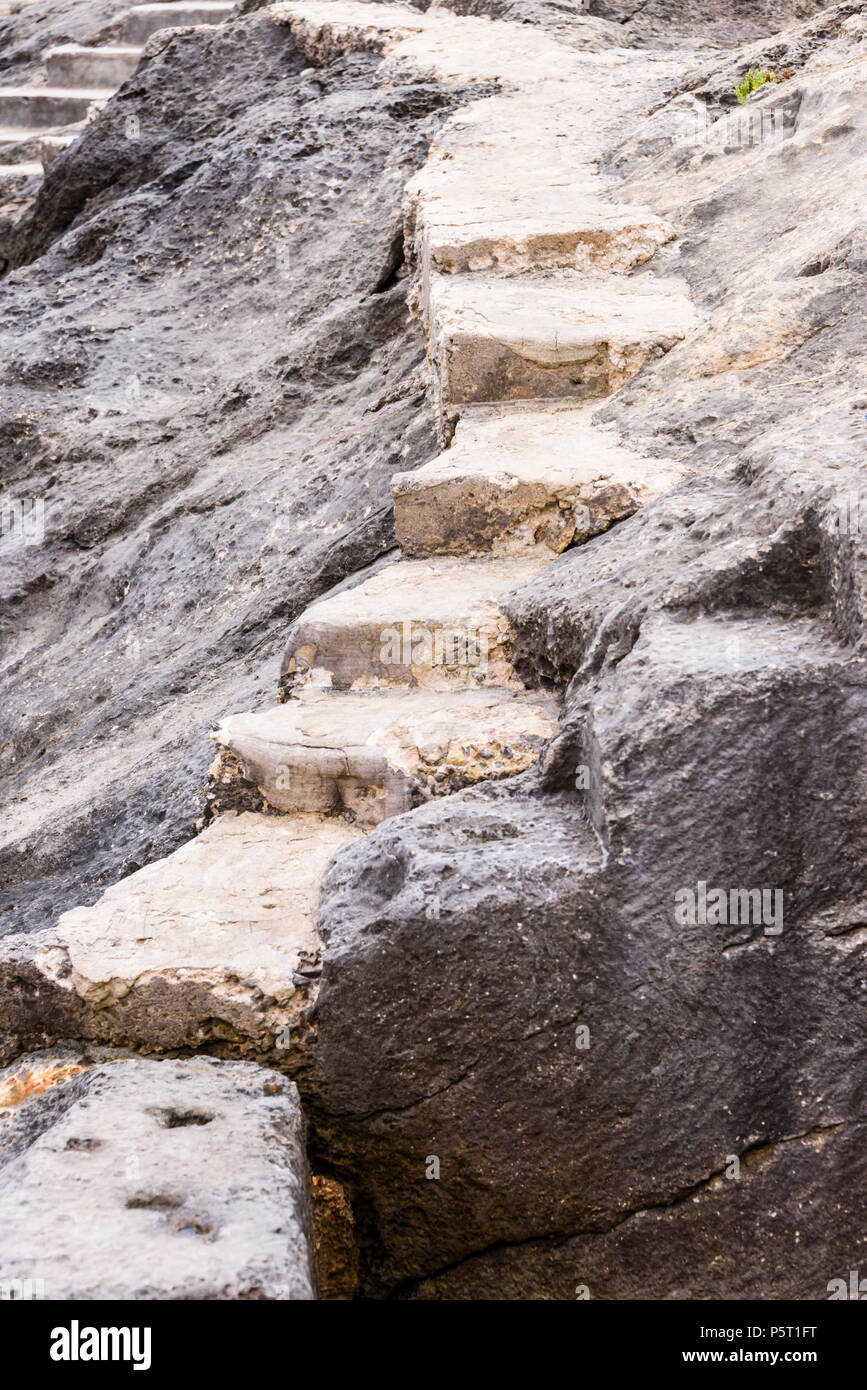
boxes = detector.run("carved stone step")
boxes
[426,270,698,426]
[392,405,691,556]
[271,1,600,87]
[121,2,236,44]
[413,195,676,280]
[210,687,559,828]
[0,811,361,1066]
[44,44,143,90]
[0,161,42,187]
[406,122,675,280]
[281,553,548,694]
[0,1053,316,1299]
[0,87,109,128]
[0,127,79,163]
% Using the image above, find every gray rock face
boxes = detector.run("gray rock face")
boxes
[0,1052,316,1299]
[407,1118,867,1298]
[0,9,470,935]
[423,0,831,52]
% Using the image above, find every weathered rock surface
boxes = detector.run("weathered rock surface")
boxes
[0,8,469,933]
[0,1052,316,1299]
[407,1119,867,1298]
[3,0,866,1305]
[310,589,867,1294]
[291,0,867,1299]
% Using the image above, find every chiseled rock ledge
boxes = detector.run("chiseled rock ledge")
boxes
[209,686,559,828]
[0,812,361,1067]
[392,403,691,557]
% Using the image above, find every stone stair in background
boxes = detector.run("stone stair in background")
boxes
[0,0,236,193]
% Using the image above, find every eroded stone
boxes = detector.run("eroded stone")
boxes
[0,812,360,1065]
[426,270,698,429]
[280,552,548,692]
[0,1053,316,1299]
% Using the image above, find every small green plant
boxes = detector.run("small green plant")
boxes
[735,69,778,104]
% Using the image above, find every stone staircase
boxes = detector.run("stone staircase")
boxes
[0,1,702,1298]
[0,0,235,193]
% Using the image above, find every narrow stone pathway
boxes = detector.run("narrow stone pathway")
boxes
[0,0,703,1297]
[0,0,235,191]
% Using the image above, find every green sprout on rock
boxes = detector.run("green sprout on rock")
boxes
[735,69,778,104]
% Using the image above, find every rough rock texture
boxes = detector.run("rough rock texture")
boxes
[0,8,471,935]
[427,0,832,53]
[311,1171,359,1298]
[0,1052,316,1298]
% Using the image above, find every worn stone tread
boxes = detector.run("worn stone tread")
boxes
[281,552,548,691]
[211,686,559,826]
[0,812,361,1063]
[392,404,691,556]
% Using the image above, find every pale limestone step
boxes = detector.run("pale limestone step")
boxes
[44,43,143,90]
[280,553,548,693]
[0,1054,316,1299]
[210,687,559,828]
[392,404,692,556]
[427,270,698,423]
[271,2,605,87]
[412,196,676,280]
[0,161,42,186]
[39,132,77,166]
[0,127,79,162]
[0,87,109,128]
[404,87,676,280]
[0,811,361,1064]
[122,2,236,43]
[0,129,40,157]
